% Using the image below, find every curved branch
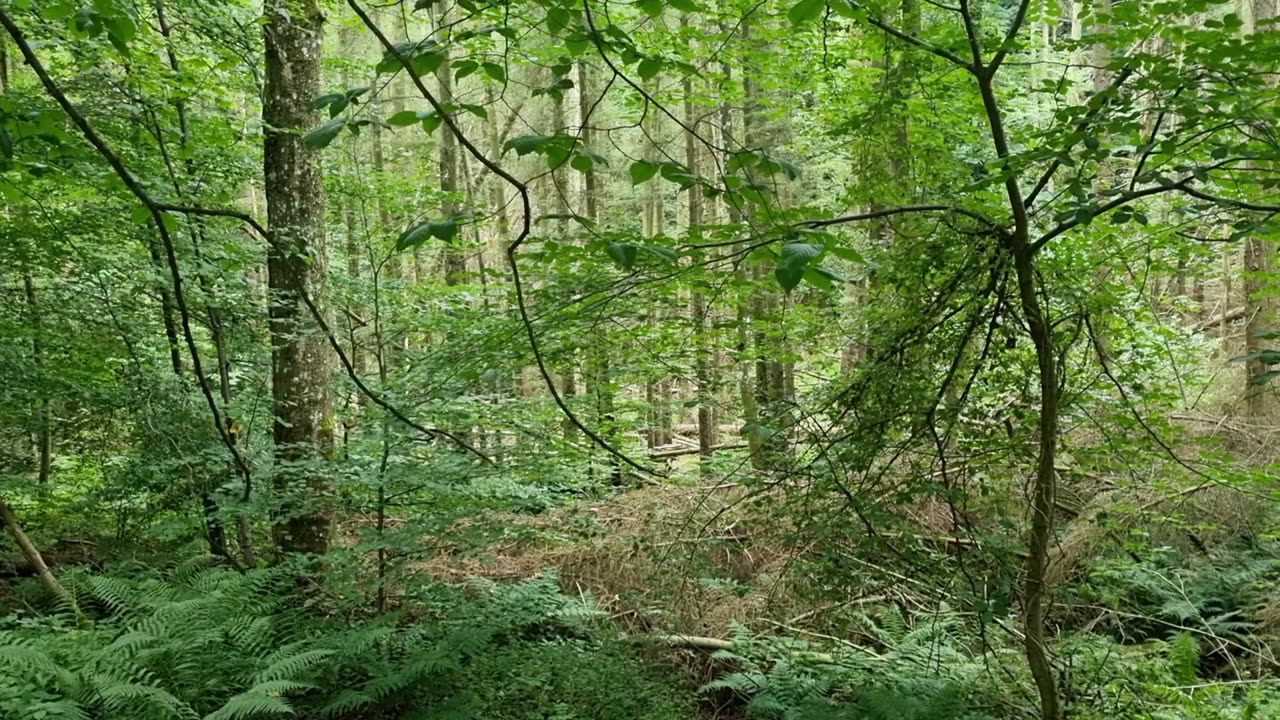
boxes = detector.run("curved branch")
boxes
[295,290,493,463]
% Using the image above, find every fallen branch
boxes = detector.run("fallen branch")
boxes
[1196,307,1245,331]
[651,443,748,460]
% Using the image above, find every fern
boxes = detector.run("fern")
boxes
[1167,632,1201,685]
[203,691,296,720]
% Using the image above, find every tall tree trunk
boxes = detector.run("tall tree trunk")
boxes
[22,272,52,483]
[263,0,335,556]
[1243,0,1278,414]
[575,59,620,482]
[432,3,464,283]
[682,43,714,476]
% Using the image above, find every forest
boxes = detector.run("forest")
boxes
[0,0,1278,717]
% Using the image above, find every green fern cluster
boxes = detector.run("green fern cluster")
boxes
[0,563,693,720]
[699,608,1003,720]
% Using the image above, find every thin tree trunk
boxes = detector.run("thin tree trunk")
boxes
[22,272,52,483]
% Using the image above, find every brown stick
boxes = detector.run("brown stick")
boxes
[0,496,64,598]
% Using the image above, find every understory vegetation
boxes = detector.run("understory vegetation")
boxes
[2,0,1279,717]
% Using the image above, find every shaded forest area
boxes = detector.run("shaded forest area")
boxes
[1,0,1279,717]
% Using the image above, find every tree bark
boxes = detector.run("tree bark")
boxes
[263,0,336,556]
[1242,0,1278,414]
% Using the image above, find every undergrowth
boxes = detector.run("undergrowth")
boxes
[0,560,693,720]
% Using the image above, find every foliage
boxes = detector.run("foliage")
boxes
[0,563,693,720]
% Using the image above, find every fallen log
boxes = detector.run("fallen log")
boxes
[1196,306,1245,331]
[651,443,748,460]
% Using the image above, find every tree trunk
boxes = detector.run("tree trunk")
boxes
[263,0,335,556]
[1243,0,1278,414]
[682,45,714,476]
[432,3,464,283]
[22,271,52,483]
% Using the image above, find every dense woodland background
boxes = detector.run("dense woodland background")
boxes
[1,0,1279,717]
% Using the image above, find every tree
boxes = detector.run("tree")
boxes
[264,0,336,556]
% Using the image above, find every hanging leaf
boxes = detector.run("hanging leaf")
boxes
[376,40,443,76]
[659,161,696,188]
[774,242,822,291]
[640,246,678,263]
[395,218,460,251]
[504,135,550,156]
[638,0,664,17]
[668,0,701,11]
[564,32,592,55]
[482,62,507,84]
[303,117,347,149]
[387,110,424,126]
[606,243,639,270]
[637,58,663,81]
[103,14,137,55]
[787,0,825,25]
[630,160,659,185]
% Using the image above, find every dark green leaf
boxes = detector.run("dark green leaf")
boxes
[504,135,549,156]
[388,110,423,126]
[630,160,659,184]
[303,117,346,149]
[482,62,507,84]
[606,243,638,270]
[641,246,678,263]
[638,0,664,17]
[787,0,825,25]
[637,58,663,81]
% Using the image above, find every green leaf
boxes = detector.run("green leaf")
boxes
[638,0,664,17]
[564,32,592,56]
[462,104,489,120]
[570,153,594,173]
[606,243,638,270]
[546,7,572,35]
[396,223,433,251]
[659,161,696,188]
[104,14,136,54]
[130,205,152,225]
[787,0,825,25]
[637,58,663,81]
[387,110,423,127]
[641,246,678,263]
[395,219,459,251]
[630,160,659,185]
[774,242,822,291]
[303,117,346,149]
[421,113,443,134]
[310,92,345,112]
[668,0,701,11]
[482,62,507,84]
[504,135,549,156]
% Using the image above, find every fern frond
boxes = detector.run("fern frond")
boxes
[203,691,295,720]
[253,648,334,684]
